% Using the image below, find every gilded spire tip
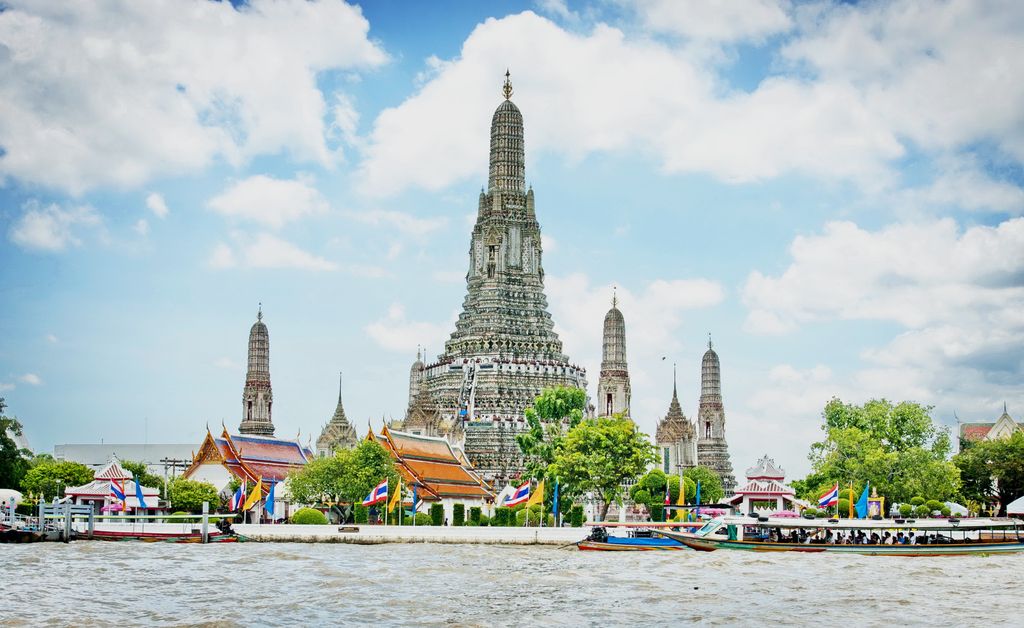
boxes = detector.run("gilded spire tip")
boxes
[502,69,513,100]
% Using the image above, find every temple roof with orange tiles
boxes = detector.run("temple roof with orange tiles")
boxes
[184,428,313,488]
[368,426,495,502]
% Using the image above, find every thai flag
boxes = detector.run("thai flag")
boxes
[504,482,530,507]
[362,479,388,506]
[818,483,840,508]
[664,483,671,506]
[229,481,246,511]
[110,479,126,501]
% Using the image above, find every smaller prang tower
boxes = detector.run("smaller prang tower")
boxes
[656,366,696,475]
[597,289,631,417]
[239,306,275,436]
[696,336,736,496]
[316,372,358,456]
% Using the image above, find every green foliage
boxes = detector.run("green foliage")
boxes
[166,511,191,523]
[287,440,400,506]
[837,498,850,517]
[648,504,665,522]
[516,386,587,484]
[402,512,432,525]
[120,460,163,489]
[291,507,328,525]
[1,399,32,490]
[478,514,490,526]
[494,506,512,526]
[910,496,925,506]
[803,508,819,517]
[570,504,584,527]
[808,398,960,505]
[20,459,94,500]
[550,416,656,520]
[940,506,951,517]
[954,431,1024,515]
[515,504,548,526]
[354,504,368,524]
[915,504,932,517]
[430,503,444,526]
[925,499,944,513]
[684,466,724,504]
[469,506,481,524]
[453,503,465,527]
[899,503,913,517]
[167,478,218,513]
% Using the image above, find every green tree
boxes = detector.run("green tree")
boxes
[120,460,163,489]
[808,398,960,505]
[1,398,32,490]
[167,478,219,513]
[549,416,655,520]
[516,386,587,482]
[684,466,724,504]
[287,440,399,505]
[20,459,94,500]
[954,432,1024,515]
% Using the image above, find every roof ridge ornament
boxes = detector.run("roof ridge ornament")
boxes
[502,68,513,100]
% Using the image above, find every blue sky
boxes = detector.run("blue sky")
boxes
[1,0,1022,479]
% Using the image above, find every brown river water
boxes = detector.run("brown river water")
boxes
[3,542,1022,626]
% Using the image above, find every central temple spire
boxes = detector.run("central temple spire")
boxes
[488,71,525,193]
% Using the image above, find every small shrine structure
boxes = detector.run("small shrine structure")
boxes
[64,457,163,515]
[727,455,806,515]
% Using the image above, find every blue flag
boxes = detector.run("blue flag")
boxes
[264,481,276,516]
[695,480,702,517]
[133,475,147,510]
[552,479,560,524]
[855,483,870,519]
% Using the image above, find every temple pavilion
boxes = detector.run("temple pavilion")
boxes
[727,455,807,515]
[65,457,163,515]
[183,428,313,494]
[369,426,495,523]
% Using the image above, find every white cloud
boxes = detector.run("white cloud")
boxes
[45,334,58,344]
[18,373,42,386]
[0,0,387,194]
[146,193,169,219]
[633,0,792,44]
[344,209,449,238]
[8,201,101,252]
[0,383,14,392]
[889,157,1024,216]
[213,357,238,370]
[133,219,150,236]
[208,174,329,228]
[208,232,338,272]
[364,303,453,353]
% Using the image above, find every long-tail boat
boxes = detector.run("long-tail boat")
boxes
[655,515,1024,556]
[577,522,698,551]
[88,528,247,543]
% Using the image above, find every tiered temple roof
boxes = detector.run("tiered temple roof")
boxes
[64,457,161,507]
[184,428,312,489]
[316,372,359,456]
[959,405,1020,442]
[729,455,798,505]
[369,426,494,502]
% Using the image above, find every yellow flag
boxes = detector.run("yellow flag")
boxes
[242,477,262,511]
[388,477,402,512]
[526,480,545,507]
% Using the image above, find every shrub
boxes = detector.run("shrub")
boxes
[570,505,584,527]
[940,506,951,517]
[815,510,827,518]
[515,508,543,526]
[909,496,926,506]
[402,512,432,525]
[354,504,368,524]
[925,500,944,513]
[837,499,850,517]
[547,513,555,527]
[430,503,444,526]
[494,506,512,527]
[291,507,328,525]
[453,503,465,527]
[899,504,913,517]
[478,514,490,527]
[915,504,931,517]
[802,508,817,517]
[649,504,664,522]
[166,511,191,523]
[469,506,481,524]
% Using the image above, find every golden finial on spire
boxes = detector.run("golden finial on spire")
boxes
[612,286,617,308]
[502,69,513,100]
[257,302,263,322]
[708,332,713,350]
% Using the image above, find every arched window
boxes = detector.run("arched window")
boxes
[705,421,712,439]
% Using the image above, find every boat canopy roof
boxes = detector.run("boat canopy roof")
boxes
[709,516,1019,531]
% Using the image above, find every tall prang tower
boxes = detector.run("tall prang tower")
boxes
[696,336,736,495]
[423,71,587,486]
[596,290,631,417]
[239,306,274,436]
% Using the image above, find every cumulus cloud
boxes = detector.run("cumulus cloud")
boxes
[364,303,453,353]
[208,232,338,272]
[0,0,387,194]
[208,174,329,228]
[133,219,150,236]
[18,373,42,386]
[8,201,101,252]
[357,4,1024,204]
[146,193,169,219]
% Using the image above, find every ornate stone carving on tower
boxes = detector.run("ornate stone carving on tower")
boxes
[316,372,358,456]
[407,347,425,408]
[655,366,696,475]
[696,336,736,495]
[597,290,631,417]
[239,307,274,436]
[422,71,587,486]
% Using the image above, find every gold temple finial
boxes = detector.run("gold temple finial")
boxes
[708,332,713,350]
[612,286,617,308]
[258,302,263,321]
[502,69,513,100]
